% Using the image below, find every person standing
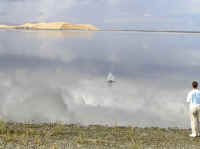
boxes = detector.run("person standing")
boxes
[187,81,200,137]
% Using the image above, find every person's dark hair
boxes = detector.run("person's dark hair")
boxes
[192,81,198,89]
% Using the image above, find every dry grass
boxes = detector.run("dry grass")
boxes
[0,121,199,149]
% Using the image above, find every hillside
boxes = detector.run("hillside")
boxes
[0,22,99,31]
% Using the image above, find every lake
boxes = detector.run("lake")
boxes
[0,29,199,128]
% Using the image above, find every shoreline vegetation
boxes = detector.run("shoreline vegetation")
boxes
[0,121,199,149]
[0,22,99,31]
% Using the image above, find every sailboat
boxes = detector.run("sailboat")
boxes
[106,73,116,83]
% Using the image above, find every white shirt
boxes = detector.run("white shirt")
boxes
[187,89,200,109]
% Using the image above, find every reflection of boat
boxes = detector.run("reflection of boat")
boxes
[107,73,116,83]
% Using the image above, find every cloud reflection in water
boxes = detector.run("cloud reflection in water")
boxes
[0,30,199,128]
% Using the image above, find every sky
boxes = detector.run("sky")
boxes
[0,0,200,30]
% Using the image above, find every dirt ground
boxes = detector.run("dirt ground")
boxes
[0,121,199,149]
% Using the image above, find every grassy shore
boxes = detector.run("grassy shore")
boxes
[0,121,199,149]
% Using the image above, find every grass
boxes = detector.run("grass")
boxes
[0,121,199,149]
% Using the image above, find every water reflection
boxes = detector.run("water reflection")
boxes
[22,30,95,39]
[0,30,199,128]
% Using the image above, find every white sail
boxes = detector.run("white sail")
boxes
[107,73,115,83]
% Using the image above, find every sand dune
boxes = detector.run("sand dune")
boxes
[0,25,15,29]
[0,22,99,31]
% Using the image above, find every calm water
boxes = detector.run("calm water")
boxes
[0,29,199,128]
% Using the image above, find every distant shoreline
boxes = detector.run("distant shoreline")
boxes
[1,27,200,34]
[0,22,99,31]
[99,29,200,34]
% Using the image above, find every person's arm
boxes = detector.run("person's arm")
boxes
[187,91,192,103]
